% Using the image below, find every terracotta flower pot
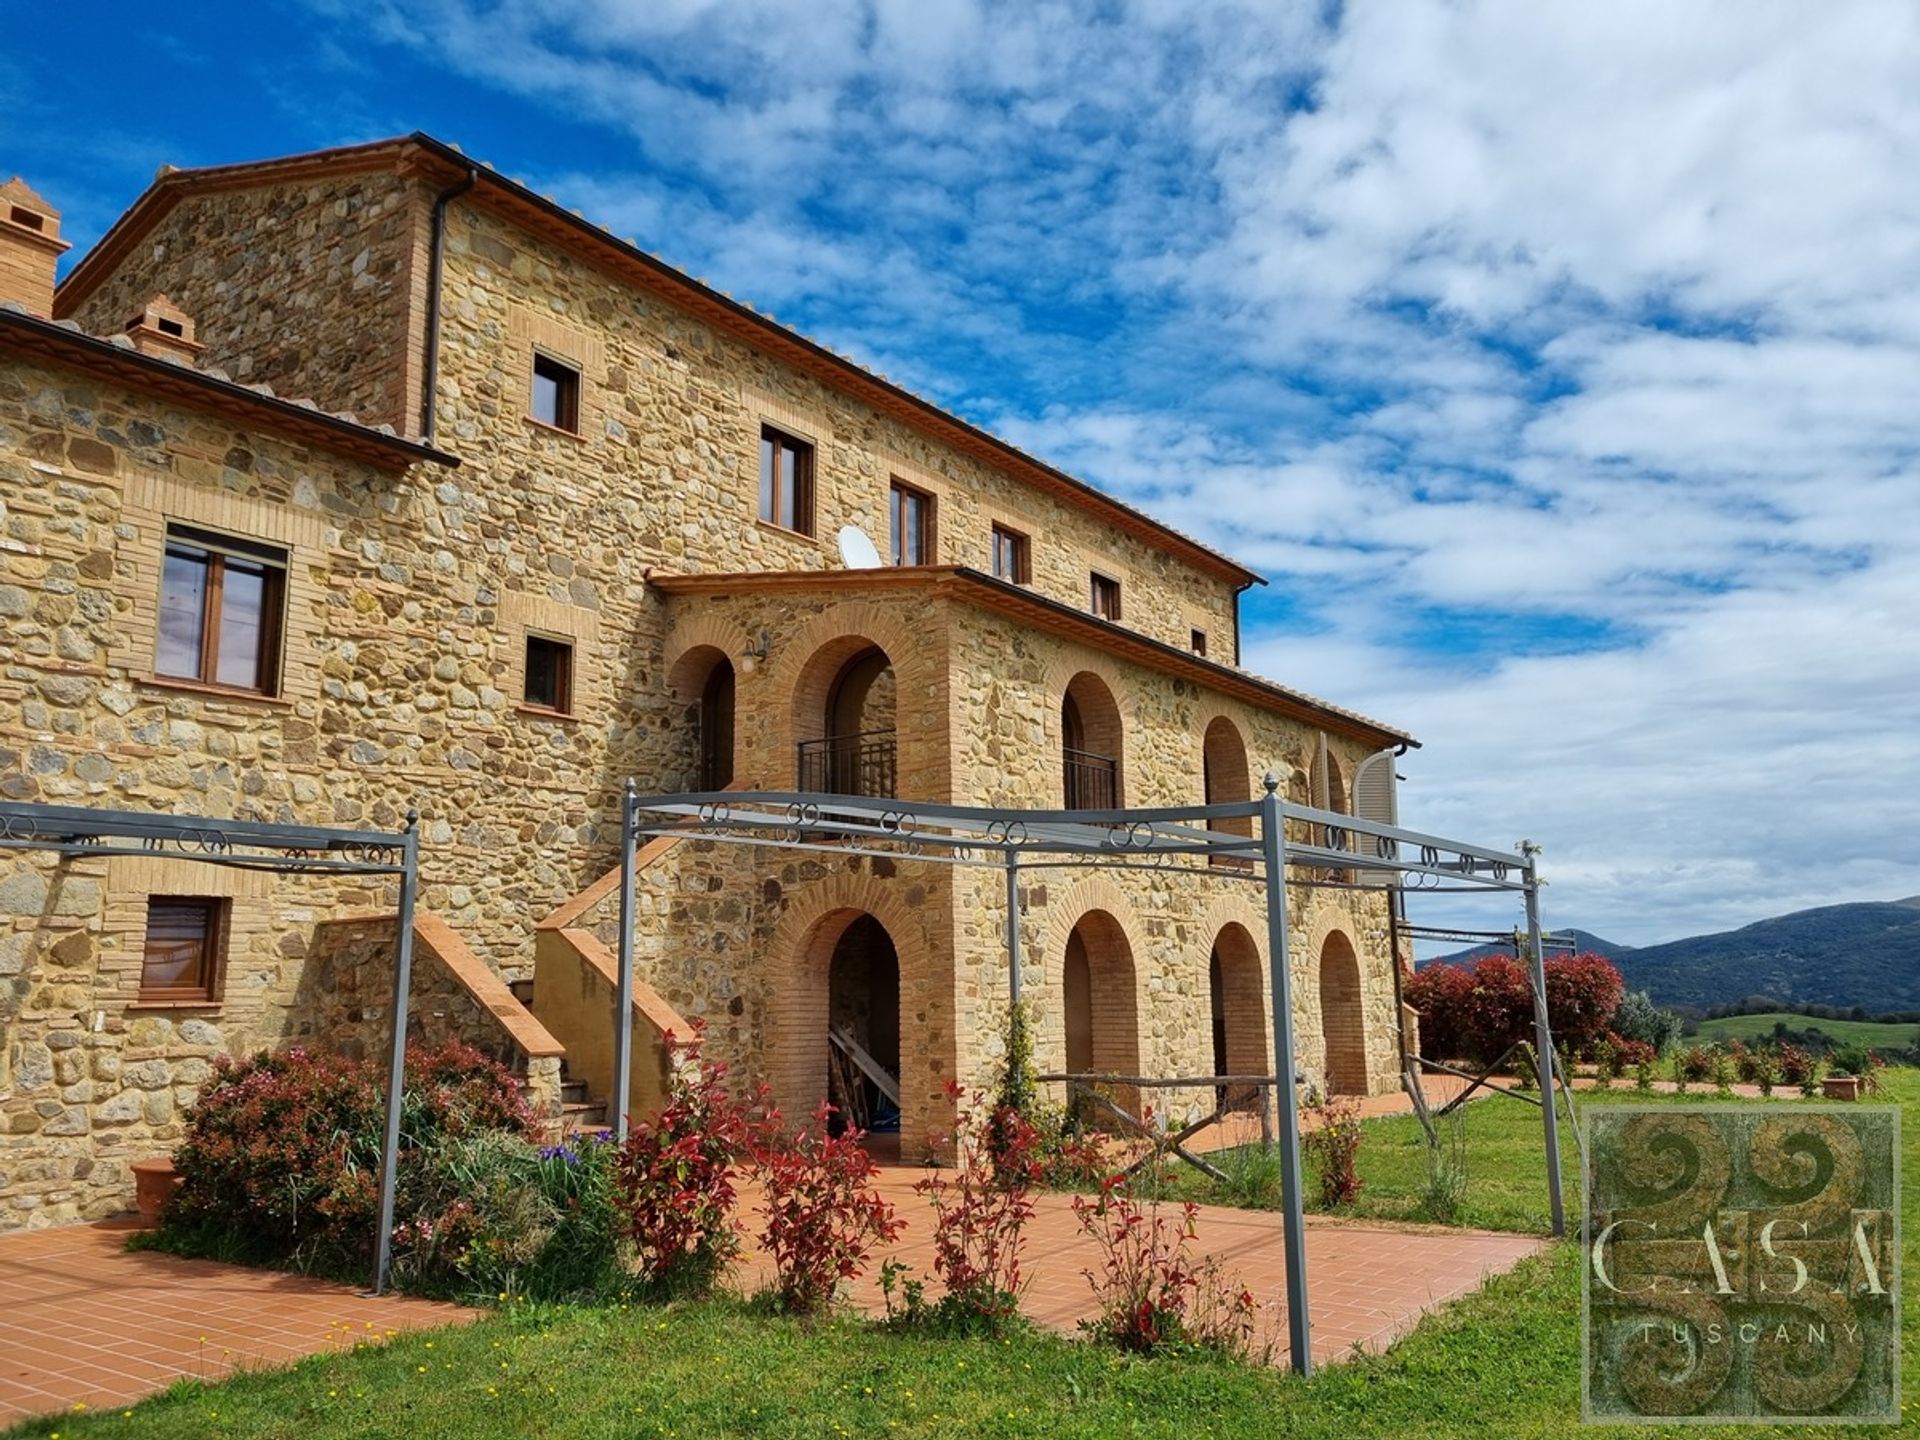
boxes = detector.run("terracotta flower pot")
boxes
[130,1157,182,1226]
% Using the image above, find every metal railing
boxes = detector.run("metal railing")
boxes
[1062,746,1119,810]
[797,730,897,798]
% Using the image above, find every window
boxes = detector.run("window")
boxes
[990,524,1030,583]
[889,481,934,565]
[530,351,581,432]
[1191,628,1208,657]
[1090,572,1122,622]
[759,425,815,535]
[523,633,574,713]
[140,897,223,1002]
[155,525,287,694]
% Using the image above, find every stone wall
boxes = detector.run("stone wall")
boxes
[65,172,425,432]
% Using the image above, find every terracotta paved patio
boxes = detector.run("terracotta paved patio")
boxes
[0,1068,1553,1424]
[737,1162,1548,1367]
[0,1220,473,1425]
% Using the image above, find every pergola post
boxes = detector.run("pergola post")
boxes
[1259,773,1313,1376]
[371,808,421,1296]
[612,778,638,1138]
[1521,841,1566,1237]
[1004,850,1022,1007]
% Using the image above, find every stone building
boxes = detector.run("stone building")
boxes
[0,136,1415,1226]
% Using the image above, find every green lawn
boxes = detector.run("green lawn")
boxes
[9,1076,1914,1440]
[1691,1010,1920,1051]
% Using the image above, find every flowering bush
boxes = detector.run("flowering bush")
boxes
[1071,1172,1256,1356]
[1300,1093,1364,1208]
[163,1041,534,1275]
[751,1102,904,1315]
[1775,1043,1816,1087]
[614,1024,756,1296]
[389,1129,624,1302]
[913,1083,1040,1333]
[1406,952,1625,1064]
[1608,1035,1656,1073]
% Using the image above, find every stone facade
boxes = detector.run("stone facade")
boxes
[1,137,1415,1223]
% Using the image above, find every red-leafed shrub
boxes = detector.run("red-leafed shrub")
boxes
[1407,952,1626,1065]
[912,1083,1040,1333]
[1071,1172,1257,1357]
[165,1041,534,1273]
[1608,1035,1657,1072]
[1301,1092,1364,1208]
[750,1102,904,1315]
[1677,1044,1717,1082]
[614,1023,756,1295]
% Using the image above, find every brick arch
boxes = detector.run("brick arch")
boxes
[1209,920,1270,1108]
[776,602,927,794]
[1059,670,1126,809]
[663,614,753,698]
[763,870,942,1144]
[1199,711,1253,863]
[1317,927,1368,1096]
[1041,876,1144,1109]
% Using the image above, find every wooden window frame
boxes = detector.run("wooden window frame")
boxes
[139,895,226,1004]
[1090,570,1123,622]
[759,425,817,536]
[990,523,1031,584]
[888,479,935,566]
[155,524,288,696]
[529,350,582,433]
[1191,628,1208,657]
[522,632,575,715]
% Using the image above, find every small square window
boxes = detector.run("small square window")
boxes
[155,525,287,695]
[523,633,574,713]
[990,524,1030,584]
[1191,629,1208,657]
[760,425,816,535]
[889,480,934,565]
[1090,572,1122,622]
[530,352,581,433]
[140,897,224,1002]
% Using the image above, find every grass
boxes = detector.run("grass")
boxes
[9,1074,1915,1439]
[1691,1010,1920,1051]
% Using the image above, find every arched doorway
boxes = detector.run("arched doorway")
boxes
[795,640,897,797]
[1061,672,1123,809]
[1318,930,1368,1095]
[1208,923,1268,1110]
[825,914,901,1135]
[668,644,738,792]
[699,659,735,789]
[1060,910,1139,1117]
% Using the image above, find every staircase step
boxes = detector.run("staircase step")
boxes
[560,1079,591,1104]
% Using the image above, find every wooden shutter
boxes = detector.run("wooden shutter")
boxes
[1351,748,1401,889]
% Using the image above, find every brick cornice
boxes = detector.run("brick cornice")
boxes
[648,566,1415,749]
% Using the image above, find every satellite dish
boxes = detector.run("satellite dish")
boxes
[838,525,884,570]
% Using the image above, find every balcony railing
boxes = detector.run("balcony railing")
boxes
[1063,746,1119,810]
[798,730,898,798]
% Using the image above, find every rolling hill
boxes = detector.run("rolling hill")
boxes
[1425,897,1920,1012]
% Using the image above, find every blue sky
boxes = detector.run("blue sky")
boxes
[11,1,1920,945]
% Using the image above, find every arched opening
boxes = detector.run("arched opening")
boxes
[1318,930,1368,1095]
[1061,672,1123,809]
[1201,716,1252,865]
[795,639,897,797]
[1209,922,1268,1111]
[1311,742,1352,879]
[667,644,737,792]
[825,914,901,1135]
[699,659,736,789]
[1060,909,1139,1118]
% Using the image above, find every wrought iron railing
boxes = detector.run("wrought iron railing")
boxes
[1063,746,1119,810]
[797,730,897,798]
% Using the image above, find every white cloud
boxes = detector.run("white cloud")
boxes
[306,0,1920,943]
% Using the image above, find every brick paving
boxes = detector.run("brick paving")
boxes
[0,1220,473,1425]
[1,1073,1551,1423]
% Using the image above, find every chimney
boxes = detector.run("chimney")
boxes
[123,294,203,365]
[0,177,68,315]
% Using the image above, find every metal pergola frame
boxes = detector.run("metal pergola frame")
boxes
[615,776,1564,1377]
[0,801,423,1297]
